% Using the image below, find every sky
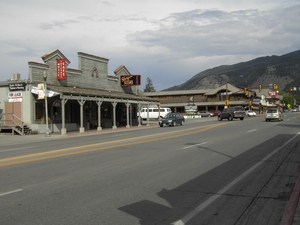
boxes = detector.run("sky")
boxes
[0,0,299,91]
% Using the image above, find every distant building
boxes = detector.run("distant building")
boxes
[144,84,284,114]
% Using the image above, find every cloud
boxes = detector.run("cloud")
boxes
[0,0,299,90]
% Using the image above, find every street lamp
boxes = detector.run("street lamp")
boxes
[43,71,51,137]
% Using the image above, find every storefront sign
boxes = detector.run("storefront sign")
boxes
[57,59,66,80]
[120,75,141,86]
[8,91,22,102]
[9,83,26,91]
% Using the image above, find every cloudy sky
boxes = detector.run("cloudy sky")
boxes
[0,0,299,91]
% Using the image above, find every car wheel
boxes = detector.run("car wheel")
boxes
[218,116,222,121]
[265,119,268,122]
[240,117,244,120]
[228,115,233,121]
[159,123,163,127]
[173,121,176,126]
[180,121,183,126]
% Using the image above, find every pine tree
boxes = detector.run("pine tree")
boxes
[144,77,156,92]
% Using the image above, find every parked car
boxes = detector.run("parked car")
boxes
[218,106,246,121]
[265,108,283,122]
[209,110,221,116]
[197,111,214,117]
[246,110,256,117]
[159,113,185,127]
[292,108,300,112]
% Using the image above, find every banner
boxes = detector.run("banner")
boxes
[57,59,66,80]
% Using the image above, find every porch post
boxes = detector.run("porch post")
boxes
[96,99,103,131]
[112,102,117,129]
[126,102,130,128]
[78,98,86,133]
[146,104,150,126]
[61,97,68,135]
[138,103,142,127]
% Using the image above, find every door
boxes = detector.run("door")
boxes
[4,102,22,126]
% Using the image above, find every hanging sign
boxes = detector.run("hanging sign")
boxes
[57,59,66,80]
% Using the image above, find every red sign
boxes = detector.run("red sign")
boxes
[268,91,278,98]
[57,59,66,80]
[120,75,141,86]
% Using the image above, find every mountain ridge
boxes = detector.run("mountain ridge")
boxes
[162,50,300,92]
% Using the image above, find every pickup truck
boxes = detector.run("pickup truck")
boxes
[218,106,246,121]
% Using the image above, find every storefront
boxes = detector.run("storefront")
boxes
[0,50,158,135]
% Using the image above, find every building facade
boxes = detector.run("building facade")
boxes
[143,83,283,114]
[0,49,158,135]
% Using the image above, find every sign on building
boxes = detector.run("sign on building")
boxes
[8,91,22,102]
[120,75,141,86]
[9,83,26,91]
[57,59,66,80]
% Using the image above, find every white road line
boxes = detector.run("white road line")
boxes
[182,142,207,149]
[0,189,23,197]
[247,129,257,133]
[172,132,300,225]
[0,147,32,153]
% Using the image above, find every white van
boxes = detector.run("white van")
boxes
[138,107,171,120]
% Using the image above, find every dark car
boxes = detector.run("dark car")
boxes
[159,113,185,127]
[218,106,246,121]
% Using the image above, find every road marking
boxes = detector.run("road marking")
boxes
[182,142,207,149]
[172,131,300,225]
[0,189,23,197]
[247,129,257,133]
[0,123,226,167]
[0,147,32,153]
[113,133,132,137]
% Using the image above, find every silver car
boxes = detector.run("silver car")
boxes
[197,111,214,117]
[265,108,283,122]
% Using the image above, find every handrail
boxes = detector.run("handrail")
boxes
[0,113,24,135]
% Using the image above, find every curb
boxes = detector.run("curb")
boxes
[280,174,300,225]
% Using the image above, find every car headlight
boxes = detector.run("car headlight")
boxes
[168,120,172,123]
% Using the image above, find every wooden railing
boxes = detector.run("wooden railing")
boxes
[0,113,24,135]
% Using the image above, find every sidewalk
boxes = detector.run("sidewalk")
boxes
[281,174,300,225]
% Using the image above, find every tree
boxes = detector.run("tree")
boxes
[144,77,156,92]
[282,93,295,108]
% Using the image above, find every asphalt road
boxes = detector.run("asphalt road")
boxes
[0,113,299,225]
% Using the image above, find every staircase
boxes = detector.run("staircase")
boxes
[0,113,32,135]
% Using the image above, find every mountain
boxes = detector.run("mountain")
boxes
[163,50,300,92]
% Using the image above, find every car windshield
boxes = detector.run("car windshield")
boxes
[164,113,175,118]
[267,109,277,113]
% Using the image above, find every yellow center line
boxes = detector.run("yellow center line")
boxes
[0,123,226,167]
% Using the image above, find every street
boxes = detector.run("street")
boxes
[0,113,299,225]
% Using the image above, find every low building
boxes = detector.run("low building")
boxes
[0,49,158,135]
[143,84,284,114]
